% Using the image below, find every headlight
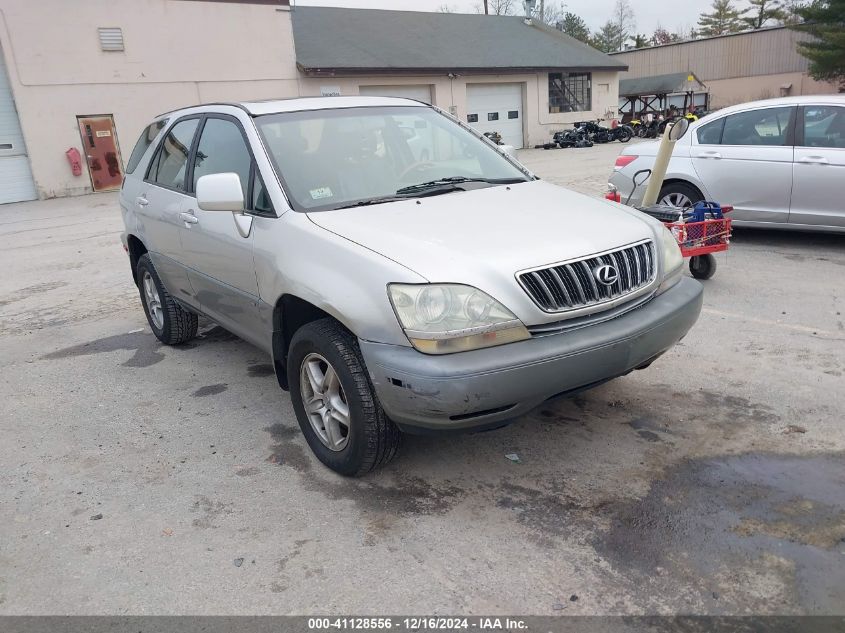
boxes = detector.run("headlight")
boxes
[388,284,530,354]
[659,226,684,293]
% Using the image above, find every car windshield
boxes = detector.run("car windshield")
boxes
[254,105,530,211]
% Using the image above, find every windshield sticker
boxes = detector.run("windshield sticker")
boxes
[310,187,333,200]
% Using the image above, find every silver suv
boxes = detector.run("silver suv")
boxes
[120,96,703,476]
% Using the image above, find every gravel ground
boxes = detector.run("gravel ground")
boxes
[1,141,843,615]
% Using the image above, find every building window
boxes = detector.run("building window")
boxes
[488,112,499,121]
[549,72,591,113]
[98,27,124,52]
[508,111,519,119]
[467,113,479,123]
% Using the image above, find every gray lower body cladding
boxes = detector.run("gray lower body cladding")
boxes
[359,277,703,432]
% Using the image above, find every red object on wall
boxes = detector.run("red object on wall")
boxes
[66,147,83,176]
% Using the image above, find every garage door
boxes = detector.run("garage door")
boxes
[359,84,432,104]
[0,44,36,204]
[466,83,524,148]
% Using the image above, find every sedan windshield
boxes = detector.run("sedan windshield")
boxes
[255,105,530,211]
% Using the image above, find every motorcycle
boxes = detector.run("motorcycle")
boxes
[584,120,633,144]
[553,123,593,148]
[483,131,503,145]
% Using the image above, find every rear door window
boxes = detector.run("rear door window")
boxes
[126,120,167,174]
[802,105,845,148]
[721,106,794,146]
[148,118,199,191]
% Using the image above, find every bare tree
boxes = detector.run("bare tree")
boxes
[437,4,457,12]
[532,0,567,26]
[613,0,636,45]
[473,0,514,14]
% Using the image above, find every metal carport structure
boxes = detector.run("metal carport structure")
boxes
[619,72,708,121]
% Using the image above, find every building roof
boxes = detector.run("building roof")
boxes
[291,7,627,75]
[619,72,707,97]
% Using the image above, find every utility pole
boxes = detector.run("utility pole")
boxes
[483,0,488,14]
[538,0,544,22]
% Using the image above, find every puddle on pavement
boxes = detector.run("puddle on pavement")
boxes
[595,452,845,613]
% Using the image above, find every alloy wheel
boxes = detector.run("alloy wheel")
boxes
[299,353,350,451]
[142,271,164,330]
[660,192,693,209]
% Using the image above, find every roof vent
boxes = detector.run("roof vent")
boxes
[98,27,124,52]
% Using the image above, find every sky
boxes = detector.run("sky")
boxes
[293,0,710,37]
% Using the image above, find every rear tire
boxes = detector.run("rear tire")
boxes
[618,128,632,143]
[288,318,401,476]
[658,182,703,210]
[690,254,717,280]
[136,254,198,345]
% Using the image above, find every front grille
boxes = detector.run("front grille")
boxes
[518,240,656,313]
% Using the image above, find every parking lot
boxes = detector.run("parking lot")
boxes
[1,141,843,615]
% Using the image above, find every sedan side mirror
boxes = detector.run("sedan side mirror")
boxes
[196,173,244,212]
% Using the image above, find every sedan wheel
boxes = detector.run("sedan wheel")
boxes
[299,352,350,452]
[660,192,693,209]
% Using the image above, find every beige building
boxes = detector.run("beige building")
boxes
[612,26,839,113]
[0,0,625,203]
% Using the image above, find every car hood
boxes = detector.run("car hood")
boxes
[307,180,657,295]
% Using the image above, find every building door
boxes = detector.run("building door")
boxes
[0,43,37,204]
[359,84,432,104]
[77,115,123,191]
[466,83,524,148]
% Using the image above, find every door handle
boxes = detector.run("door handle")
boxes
[698,151,721,159]
[136,195,149,207]
[799,156,829,165]
[179,212,199,225]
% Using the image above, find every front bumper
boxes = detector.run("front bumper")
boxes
[359,277,703,432]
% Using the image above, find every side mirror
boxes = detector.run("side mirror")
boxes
[668,118,690,142]
[500,144,518,159]
[196,173,244,212]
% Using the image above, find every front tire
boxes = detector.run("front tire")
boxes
[288,318,400,476]
[136,254,198,345]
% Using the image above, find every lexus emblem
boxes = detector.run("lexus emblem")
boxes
[594,264,619,286]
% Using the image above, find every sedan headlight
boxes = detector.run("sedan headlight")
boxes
[388,284,530,354]
[659,226,684,293]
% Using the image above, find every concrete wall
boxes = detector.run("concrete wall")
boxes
[299,70,621,148]
[0,0,299,198]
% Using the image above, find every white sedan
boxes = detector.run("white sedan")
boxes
[609,95,845,233]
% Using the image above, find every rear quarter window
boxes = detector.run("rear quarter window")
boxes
[126,120,167,174]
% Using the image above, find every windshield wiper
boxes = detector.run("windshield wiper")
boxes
[395,176,527,196]
[334,196,410,210]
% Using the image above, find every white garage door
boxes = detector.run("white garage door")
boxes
[359,84,432,104]
[0,44,36,204]
[466,83,524,148]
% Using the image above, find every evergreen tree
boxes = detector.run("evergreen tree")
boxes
[630,33,651,48]
[558,12,591,42]
[592,20,626,52]
[743,0,787,29]
[793,0,845,88]
[697,0,745,36]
